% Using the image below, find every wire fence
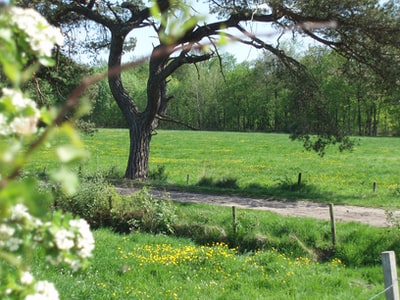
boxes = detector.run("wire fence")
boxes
[368,282,396,300]
[368,251,399,300]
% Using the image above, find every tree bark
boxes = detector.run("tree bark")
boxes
[125,118,152,179]
[107,30,156,179]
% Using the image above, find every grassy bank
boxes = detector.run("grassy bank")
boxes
[31,228,384,300]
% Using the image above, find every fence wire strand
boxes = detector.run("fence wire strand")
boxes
[368,278,400,300]
[368,284,393,300]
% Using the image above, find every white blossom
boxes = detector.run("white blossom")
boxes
[0,224,15,238]
[64,258,81,272]
[10,7,63,59]
[10,116,39,135]
[25,280,59,300]
[2,87,29,109]
[0,224,15,248]
[54,229,74,250]
[6,237,22,251]
[69,219,95,258]
[20,271,34,285]
[10,203,32,222]
[0,88,41,136]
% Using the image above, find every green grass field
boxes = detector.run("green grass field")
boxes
[6,129,400,299]
[28,129,400,208]
[31,229,384,300]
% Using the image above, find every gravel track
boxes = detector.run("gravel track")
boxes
[116,187,400,227]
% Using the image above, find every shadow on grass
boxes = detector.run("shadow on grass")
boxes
[56,164,355,205]
[112,177,357,205]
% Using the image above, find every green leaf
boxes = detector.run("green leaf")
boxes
[56,144,88,163]
[0,177,51,218]
[150,0,161,21]
[39,107,57,126]
[50,167,79,196]
[74,97,92,118]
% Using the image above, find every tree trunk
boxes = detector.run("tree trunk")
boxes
[125,120,152,179]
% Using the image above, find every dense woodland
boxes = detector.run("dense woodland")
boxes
[28,45,400,137]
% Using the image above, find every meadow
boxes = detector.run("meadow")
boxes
[14,129,400,299]
[29,129,400,208]
[32,229,384,300]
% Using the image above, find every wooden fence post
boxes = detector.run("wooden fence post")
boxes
[232,206,237,236]
[297,172,302,187]
[186,174,190,185]
[382,251,399,300]
[373,182,377,193]
[329,203,336,246]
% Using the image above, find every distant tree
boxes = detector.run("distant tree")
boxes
[17,0,400,178]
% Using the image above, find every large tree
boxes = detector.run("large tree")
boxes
[17,0,400,179]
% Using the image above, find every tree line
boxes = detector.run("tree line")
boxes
[23,44,400,138]
[69,46,398,137]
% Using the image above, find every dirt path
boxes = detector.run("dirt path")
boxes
[116,187,400,227]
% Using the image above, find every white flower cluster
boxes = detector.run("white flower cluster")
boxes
[1,204,95,297]
[0,88,41,136]
[25,279,59,300]
[51,219,95,271]
[1,204,94,265]
[4,271,60,300]
[0,224,21,251]
[69,219,95,258]
[10,6,63,59]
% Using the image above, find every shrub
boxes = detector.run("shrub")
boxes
[149,165,168,181]
[197,176,214,187]
[112,188,177,234]
[215,177,239,189]
[55,175,119,228]
[75,119,98,136]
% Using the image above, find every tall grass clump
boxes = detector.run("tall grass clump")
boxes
[116,188,177,234]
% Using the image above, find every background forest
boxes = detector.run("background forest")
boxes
[25,44,400,137]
